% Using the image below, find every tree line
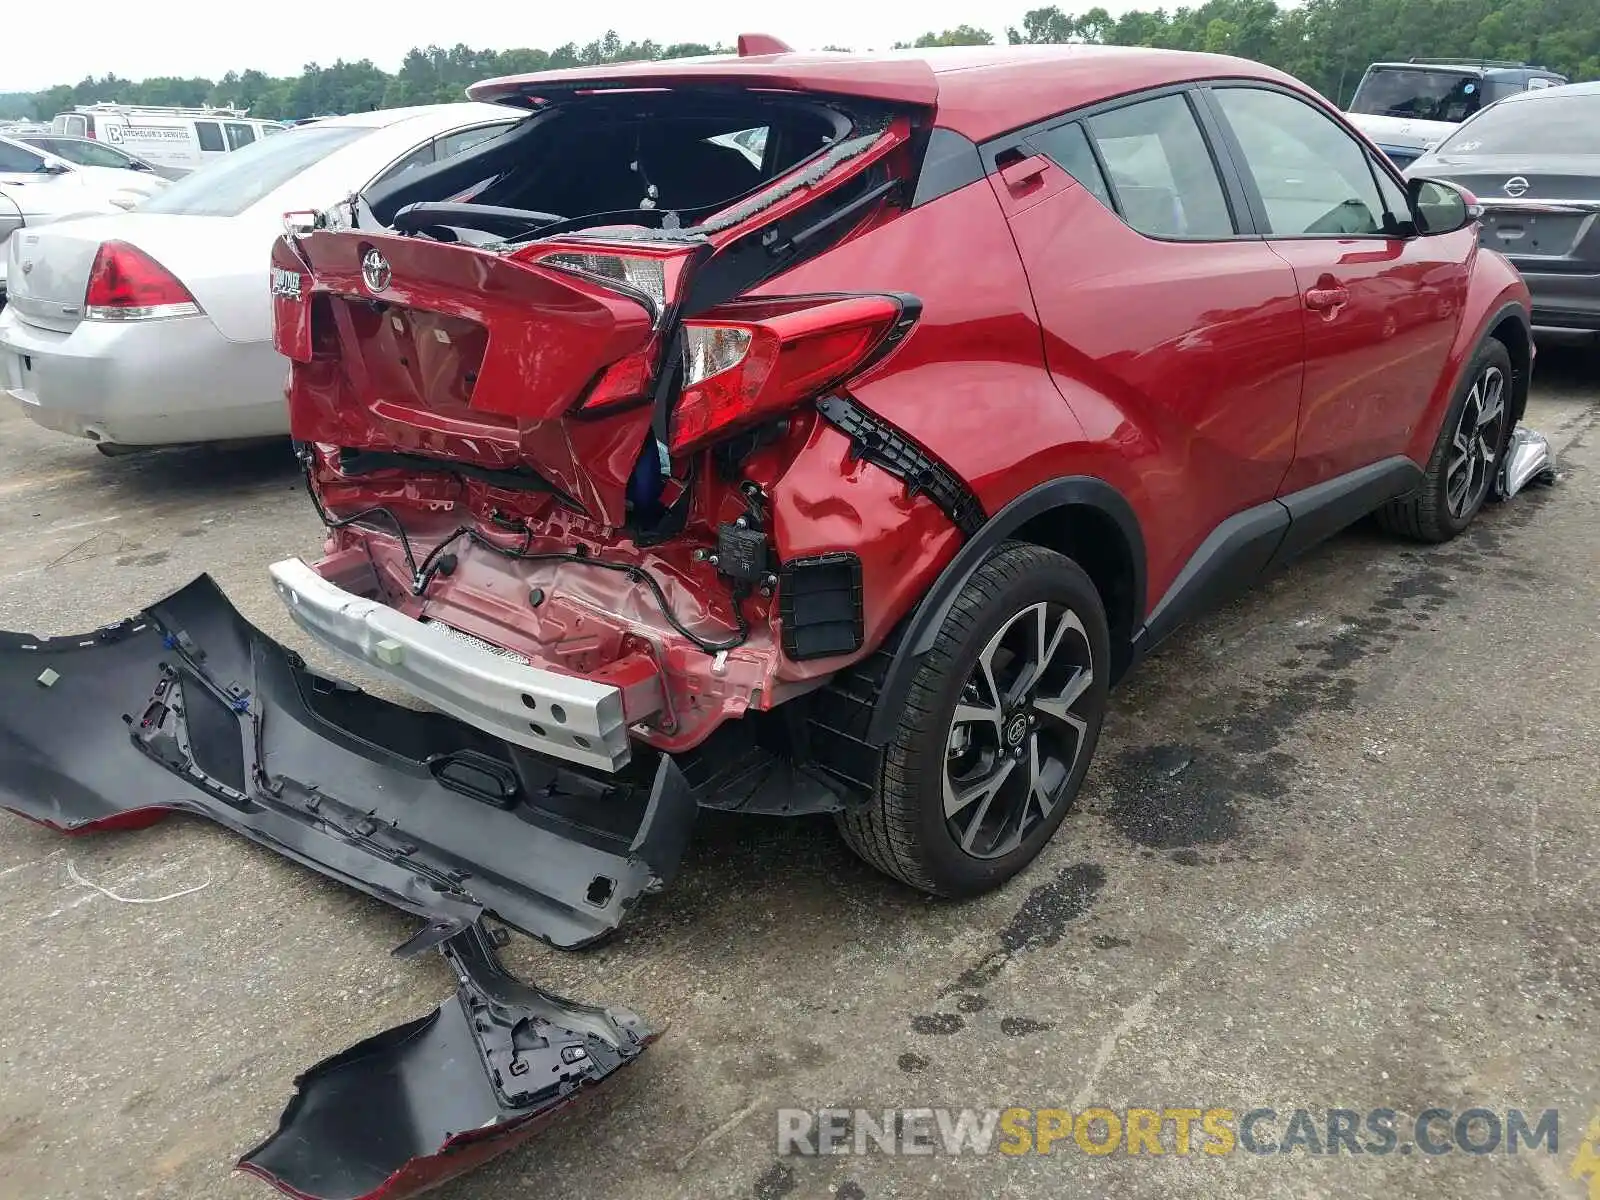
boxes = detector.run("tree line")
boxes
[3,0,1596,123]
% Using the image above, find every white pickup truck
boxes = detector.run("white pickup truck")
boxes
[1344,59,1566,168]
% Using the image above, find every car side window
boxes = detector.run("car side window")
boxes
[372,141,437,188]
[0,142,47,173]
[436,125,509,161]
[195,121,225,153]
[1026,122,1115,210]
[225,122,256,151]
[1085,94,1235,240]
[1214,87,1388,237]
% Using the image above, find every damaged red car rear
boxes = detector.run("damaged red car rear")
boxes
[269,44,1533,904]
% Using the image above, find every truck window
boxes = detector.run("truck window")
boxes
[195,121,225,152]
[225,122,256,150]
[1348,68,1484,123]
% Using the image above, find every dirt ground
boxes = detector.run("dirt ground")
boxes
[0,340,1596,1200]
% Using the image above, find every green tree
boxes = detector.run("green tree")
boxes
[896,25,995,48]
[22,9,1600,122]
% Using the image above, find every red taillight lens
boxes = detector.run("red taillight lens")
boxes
[83,241,199,320]
[669,295,908,454]
[518,242,701,414]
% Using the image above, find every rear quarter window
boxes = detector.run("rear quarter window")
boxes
[1027,122,1115,210]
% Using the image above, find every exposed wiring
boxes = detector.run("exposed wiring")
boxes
[414,522,750,655]
[300,449,749,655]
[298,453,423,580]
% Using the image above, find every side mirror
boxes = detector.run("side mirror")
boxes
[1408,177,1479,235]
[38,160,72,176]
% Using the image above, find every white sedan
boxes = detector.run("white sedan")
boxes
[0,103,516,451]
[1,135,170,299]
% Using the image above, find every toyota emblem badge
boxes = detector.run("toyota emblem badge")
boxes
[361,248,392,293]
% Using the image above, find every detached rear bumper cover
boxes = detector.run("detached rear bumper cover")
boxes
[0,577,675,1198]
[240,923,652,1200]
[0,574,694,949]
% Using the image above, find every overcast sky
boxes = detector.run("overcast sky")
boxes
[6,0,1146,91]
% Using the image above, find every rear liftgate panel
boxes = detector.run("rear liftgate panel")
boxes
[0,576,686,1198]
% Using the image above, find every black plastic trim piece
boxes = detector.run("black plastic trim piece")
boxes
[862,476,1146,748]
[779,552,865,661]
[1272,455,1422,563]
[815,394,985,536]
[1133,455,1422,656]
[1137,499,1289,653]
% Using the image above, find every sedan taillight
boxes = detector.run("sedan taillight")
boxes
[84,241,200,320]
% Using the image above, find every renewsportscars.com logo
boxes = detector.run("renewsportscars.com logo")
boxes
[777,1106,1562,1158]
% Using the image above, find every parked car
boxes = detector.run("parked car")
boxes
[262,43,1533,907]
[17,134,175,180]
[0,135,169,302]
[1406,81,1600,333]
[1345,59,1566,169]
[49,104,285,177]
[0,104,516,450]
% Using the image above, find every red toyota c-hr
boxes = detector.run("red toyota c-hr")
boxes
[269,42,1531,903]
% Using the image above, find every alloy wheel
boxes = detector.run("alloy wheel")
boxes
[1446,363,1506,520]
[943,601,1095,860]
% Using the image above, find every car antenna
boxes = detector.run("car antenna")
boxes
[737,33,793,56]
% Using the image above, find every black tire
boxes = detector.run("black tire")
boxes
[1375,337,1513,542]
[836,542,1110,896]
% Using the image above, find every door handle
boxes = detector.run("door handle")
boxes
[1303,285,1350,313]
[998,153,1051,192]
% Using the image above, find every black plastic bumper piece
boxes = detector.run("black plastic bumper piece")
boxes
[239,922,652,1200]
[0,575,696,950]
[816,393,986,536]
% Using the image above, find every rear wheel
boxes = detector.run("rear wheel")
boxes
[1375,338,1512,542]
[836,542,1110,896]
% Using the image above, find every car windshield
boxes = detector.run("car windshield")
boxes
[139,123,373,217]
[1434,92,1600,156]
[1349,68,1485,122]
[22,137,139,169]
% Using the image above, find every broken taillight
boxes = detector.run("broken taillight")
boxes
[669,295,909,454]
[513,241,702,414]
[83,241,199,320]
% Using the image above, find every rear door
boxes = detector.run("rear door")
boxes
[991,87,1305,597]
[1205,83,1468,491]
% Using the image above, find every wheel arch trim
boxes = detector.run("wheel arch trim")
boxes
[862,475,1145,748]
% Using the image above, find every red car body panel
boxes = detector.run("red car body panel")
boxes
[275,46,1532,762]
